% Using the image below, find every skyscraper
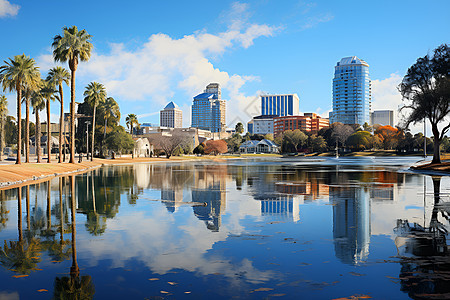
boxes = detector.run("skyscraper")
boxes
[261,94,299,117]
[331,56,372,125]
[191,83,226,132]
[160,101,182,128]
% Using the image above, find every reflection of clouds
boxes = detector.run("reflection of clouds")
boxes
[77,193,273,284]
[0,292,19,300]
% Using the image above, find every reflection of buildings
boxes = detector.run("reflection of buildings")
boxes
[261,196,300,222]
[192,165,229,232]
[161,189,184,213]
[331,187,371,265]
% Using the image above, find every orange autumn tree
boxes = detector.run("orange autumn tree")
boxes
[204,140,228,155]
[375,125,403,149]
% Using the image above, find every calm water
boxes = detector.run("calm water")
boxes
[0,157,449,299]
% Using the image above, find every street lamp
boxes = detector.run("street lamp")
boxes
[85,121,91,160]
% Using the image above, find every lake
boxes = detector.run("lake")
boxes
[0,157,449,299]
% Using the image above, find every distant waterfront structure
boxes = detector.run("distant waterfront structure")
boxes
[192,83,226,132]
[248,115,277,135]
[273,113,329,137]
[331,56,372,125]
[371,110,394,126]
[261,94,299,117]
[160,101,182,128]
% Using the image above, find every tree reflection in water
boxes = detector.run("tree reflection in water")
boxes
[0,187,42,275]
[394,176,450,299]
[53,175,95,299]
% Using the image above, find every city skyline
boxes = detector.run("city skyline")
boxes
[0,0,448,133]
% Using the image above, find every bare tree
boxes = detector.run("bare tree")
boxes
[151,134,189,159]
[332,122,355,148]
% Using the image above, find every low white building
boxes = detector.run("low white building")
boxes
[133,137,153,157]
[239,139,279,154]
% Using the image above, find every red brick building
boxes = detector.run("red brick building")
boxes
[273,113,329,137]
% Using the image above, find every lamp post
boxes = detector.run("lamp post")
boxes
[85,121,91,160]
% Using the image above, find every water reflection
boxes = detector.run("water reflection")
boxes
[394,176,450,299]
[0,158,448,299]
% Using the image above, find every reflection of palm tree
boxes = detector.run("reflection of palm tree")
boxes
[0,190,8,231]
[53,175,95,299]
[0,188,42,274]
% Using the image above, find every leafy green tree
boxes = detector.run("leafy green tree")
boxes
[47,67,70,163]
[0,95,7,160]
[310,135,327,152]
[399,44,450,163]
[52,26,93,163]
[83,82,106,160]
[193,143,204,155]
[346,131,373,151]
[0,54,41,164]
[225,133,243,152]
[283,129,307,152]
[235,122,244,134]
[100,97,120,140]
[105,126,134,154]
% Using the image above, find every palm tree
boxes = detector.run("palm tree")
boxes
[0,54,40,164]
[83,82,106,161]
[21,83,39,163]
[52,26,93,164]
[47,67,70,163]
[125,114,138,135]
[41,80,57,163]
[0,95,7,161]
[30,88,45,163]
[101,97,120,140]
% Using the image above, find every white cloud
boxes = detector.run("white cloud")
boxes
[371,73,403,112]
[0,0,19,18]
[300,13,334,30]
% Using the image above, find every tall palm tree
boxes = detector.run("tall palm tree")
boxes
[125,114,138,136]
[21,83,39,163]
[30,88,45,163]
[83,82,106,161]
[52,26,93,164]
[47,67,70,163]
[0,54,40,164]
[41,80,57,163]
[101,97,120,140]
[0,95,7,161]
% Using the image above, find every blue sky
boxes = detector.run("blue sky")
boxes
[0,0,449,130]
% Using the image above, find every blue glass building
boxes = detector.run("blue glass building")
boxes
[191,83,226,132]
[331,56,371,125]
[261,94,299,117]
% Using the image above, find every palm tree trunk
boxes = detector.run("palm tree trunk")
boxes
[69,69,76,164]
[18,187,22,243]
[0,115,3,161]
[26,185,30,230]
[25,99,29,163]
[104,117,107,140]
[47,99,51,163]
[91,105,96,161]
[69,175,79,275]
[16,80,22,164]
[36,110,41,163]
[47,181,51,230]
[58,83,64,163]
[59,177,64,244]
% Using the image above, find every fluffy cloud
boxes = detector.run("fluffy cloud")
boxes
[0,0,19,18]
[38,4,277,127]
[371,73,403,112]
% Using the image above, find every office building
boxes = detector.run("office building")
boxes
[248,114,277,135]
[261,94,299,117]
[160,101,182,128]
[331,56,372,125]
[371,110,394,126]
[191,83,226,132]
[273,113,329,137]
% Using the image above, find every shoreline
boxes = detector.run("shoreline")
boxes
[0,155,246,190]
